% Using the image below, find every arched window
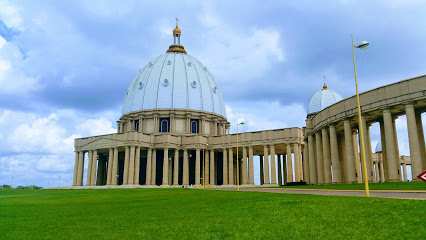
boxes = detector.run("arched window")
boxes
[134,120,139,132]
[191,119,199,133]
[159,118,170,133]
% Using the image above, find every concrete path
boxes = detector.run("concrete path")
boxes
[216,187,426,200]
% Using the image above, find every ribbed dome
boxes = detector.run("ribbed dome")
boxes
[307,88,343,115]
[375,141,382,153]
[121,52,227,117]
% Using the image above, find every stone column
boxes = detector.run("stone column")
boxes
[379,159,385,182]
[405,104,423,178]
[392,119,401,179]
[286,144,293,183]
[223,148,228,185]
[77,151,84,186]
[106,149,113,185]
[249,146,254,185]
[329,125,342,184]
[242,147,248,185]
[72,152,79,186]
[360,117,373,182]
[134,147,140,185]
[374,161,379,182]
[299,144,303,180]
[277,155,282,185]
[293,143,301,182]
[162,148,169,186]
[415,111,426,170]
[168,155,173,184]
[195,148,200,185]
[123,147,130,185]
[383,109,400,182]
[344,120,356,183]
[145,148,152,185]
[91,150,98,186]
[263,145,270,184]
[173,149,179,185]
[151,149,157,185]
[402,163,407,182]
[315,132,324,184]
[210,150,215,185]
[96,157,103,185]
[283,154,288,185]
[86,150,93,186]
[228,148,234,184]
[204,150,209,185]
[321,128,332,184]
[270,145,277,184]
[259,155,264,185]
[352,131,361,183]
[379,121,389,181]
[128,146,135,184]
[111,148,118,185]
[308,135,317,184]
[183,149,189,185]
[366,125,375,181]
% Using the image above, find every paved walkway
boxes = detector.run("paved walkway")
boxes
[216,187,426,200]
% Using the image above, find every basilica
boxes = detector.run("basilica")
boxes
[72,23,426,188]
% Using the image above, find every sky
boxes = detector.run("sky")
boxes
[1,0,425,187]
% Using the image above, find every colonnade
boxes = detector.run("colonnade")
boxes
[306,104,425,184]
[72,142,305,187]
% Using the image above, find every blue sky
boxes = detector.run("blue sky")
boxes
[0,0,425,187]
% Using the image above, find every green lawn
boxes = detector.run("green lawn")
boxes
[277,181,426,190]
[0,188,424,239]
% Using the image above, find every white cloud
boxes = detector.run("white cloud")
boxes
[0,109,116,186]
[0,40,40,94]
[77,118,116,137]
[194,11,284,84]
[226,101,307,133]
[0,0,23,30]
[36,155,72,172]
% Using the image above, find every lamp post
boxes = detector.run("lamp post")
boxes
[351,34,370,197]
[236,120,245,191]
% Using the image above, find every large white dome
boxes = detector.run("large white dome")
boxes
[121,52,227,117]
[307,85,343,115]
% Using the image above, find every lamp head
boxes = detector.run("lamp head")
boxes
[358,41,369,50]
[238,119,245,125]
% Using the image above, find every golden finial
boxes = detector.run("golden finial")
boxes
[173,17,181,36]
[322,73,328,90]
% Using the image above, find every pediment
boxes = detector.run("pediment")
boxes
[76,135,126,151]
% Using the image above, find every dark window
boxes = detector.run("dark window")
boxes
[159,118,170,132]
[191,119,199,133]
[134,120,139,132]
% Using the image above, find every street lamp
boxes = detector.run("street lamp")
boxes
[236,119,245,191]
[352,34,370,197]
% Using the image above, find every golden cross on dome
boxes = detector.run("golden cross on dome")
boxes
[176,17,179,27]
[322,73,328,90]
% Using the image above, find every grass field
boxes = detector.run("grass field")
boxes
[278,181,426,190]
[1,188,424,239]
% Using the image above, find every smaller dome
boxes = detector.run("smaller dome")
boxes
[307,88,343,115]
[173,27,181,36]
[375,141,382,153]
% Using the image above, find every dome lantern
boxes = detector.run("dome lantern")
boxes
[167,18,187,54]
